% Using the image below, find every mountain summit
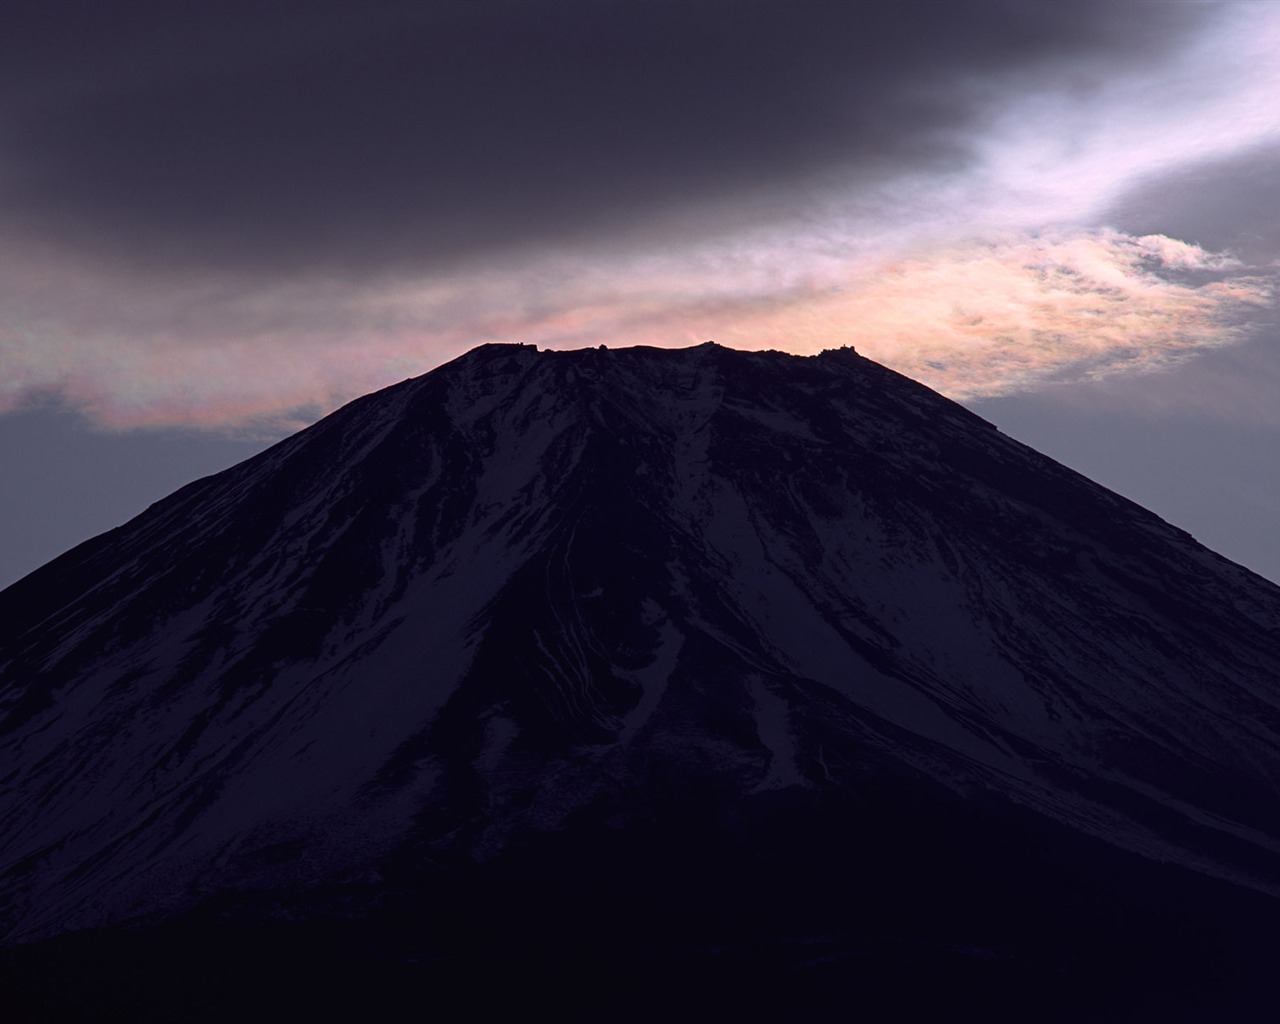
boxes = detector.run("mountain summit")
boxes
[4,342,1280,1019]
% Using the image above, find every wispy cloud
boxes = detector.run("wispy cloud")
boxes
[716,230,1273,400]
[1,228,1269,429]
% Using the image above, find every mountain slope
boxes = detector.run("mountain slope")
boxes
[4,342,1280,1017]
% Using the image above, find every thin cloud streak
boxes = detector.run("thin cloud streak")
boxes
[969,2,1280,227]
[1,229,1269,429]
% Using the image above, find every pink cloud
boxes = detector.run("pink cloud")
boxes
[0,229,1271,431]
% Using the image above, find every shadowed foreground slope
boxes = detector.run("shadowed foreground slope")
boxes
[4,343,1280,1019]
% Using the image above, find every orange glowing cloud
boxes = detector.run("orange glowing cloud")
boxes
[0,228,1271,431]
[709,231,1274,399]
[471,229,1273,404]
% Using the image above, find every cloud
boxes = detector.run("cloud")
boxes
[716,230,1272,399]
[0,227,1269,430]
[0,2,1278,432]
[1106,141,1280,266]
[0,0,1212,277]
[491,229,1273,403]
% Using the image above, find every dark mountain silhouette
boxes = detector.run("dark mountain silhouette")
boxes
[4,342,1280,1021]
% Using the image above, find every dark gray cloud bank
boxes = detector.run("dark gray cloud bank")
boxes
[1110,141,1280,264]
[0,0,1210,274]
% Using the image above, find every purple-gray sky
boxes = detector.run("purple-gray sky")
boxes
[1,0,1278,586]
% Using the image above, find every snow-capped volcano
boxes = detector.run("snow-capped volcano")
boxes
[4,342,1280,1017]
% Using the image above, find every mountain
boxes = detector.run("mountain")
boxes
[4,342,1280,1020]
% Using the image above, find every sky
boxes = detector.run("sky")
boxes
[1,0,1279,587]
